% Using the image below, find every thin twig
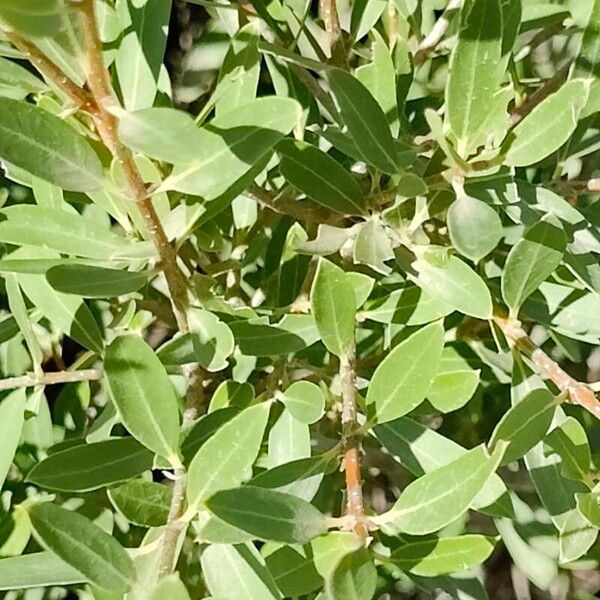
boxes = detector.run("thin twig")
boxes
[319,0,341,62]
[0,369,102,392]
[495,316,600,420]
[339,348,367,540]
[413,0,462,66]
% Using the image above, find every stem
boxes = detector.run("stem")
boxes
[495,316,600,420]
[339,348,367,540]
[319,0,341,61]
[413,0,462,66]
[0,369,102,391]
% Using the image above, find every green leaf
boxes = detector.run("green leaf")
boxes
[0,389,26,490]
[115,0,171,111]
[366,321,444,423]
[503,80,589,166]
[28,503,135,593]
[0,206,150,260]
[264,545,322,598]
[328,548,377,600]
[353,217,395,275]
[412,254,493,319]
[206,486,327,543]
[229,321,306,356]
[280,381,325,424]
[149,574,191,600]
[559,509,598,564]
[501,214,567,314]
[576,492,600,527]
[108,480,171,527]
[446,0,503,156]
[447,196,503,262]
[328,68,399,173]
[201,544,281,600]
[490,389,556,466]
[0,97,103,192]
[187,402,271,510]
[427,357,480,414]
[279,139,365,215]
[0,56,47,100]
[0,0,63,37]
[390,535,496,576]
[0,551,87,590]
[310,258,356,357]
[104,335,181,465]
[374,443,505,535]
[162,97,300,199]
[46,265,148,297]
[208,381,254,413]
[572,0,600,117]
[26,438,153,492]
[545,417,591,483]
[312,531,362,579]
[12,247,104,354]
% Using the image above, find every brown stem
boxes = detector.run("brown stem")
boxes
[413,0,462,66]
[339,349,367,540]
[495,316,600,420]
[319,0,341,61]
[0,369,102,392]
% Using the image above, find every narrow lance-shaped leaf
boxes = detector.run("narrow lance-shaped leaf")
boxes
[28,503,135,594]
[0,97,103,192]
[108,480,172,527]
[206,486,328,544]
[104,335,181,466]
[366,321,444,423]
[310,258,356,357]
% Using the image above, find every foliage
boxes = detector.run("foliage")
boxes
[0,0,598,598]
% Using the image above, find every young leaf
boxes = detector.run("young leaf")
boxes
[310,258,356,357]
[489,389,557,466]
[104,335,181,465]
[412,255,493,319]
[328,68,399,173]
[374,443,505,535]
[279,139,366,215]
[446,0,503,156]
[390,535,496,576]
[187,402,271,510]
[366,321,444,423]
[0,389,26,489]
[503,80,589,166]
[501,214,567,314]
[28,503,135,593]
[108,480,171,527]
[26,438,153,492]
[46,265,147,298]
[280,380,325,424]
[353,217,395,275]
[206,486,328,543]
[0,97,103,192]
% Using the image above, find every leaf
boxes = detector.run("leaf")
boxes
[12,247,104,354]
[264,546,322,598]
[26,438,153,492]
[28,503,135,593]
[162,97,300,199]
[208,381,254,413]
[0,56,47,100]
[115,0,171,111]
[446,0,503,156]
[229,321,306,356]
[353,217,395,275]
[390,535,496,576]
[0,551,87,590]
[201,543,281,600]
[489,388,556,466]
[374,443,505,535]
[572,0,600,117]
[0,206,149,260]
[46,265,148,297]
[206,486,327,543]
[501,214,567,314]
[0,97,103,192]
[0,389,26,490]
[310,258,356,357]
[576,492,600,527]
[328,68,399,173]
[278,139,365,215]
[328,548,377,600]
[559,509,598,564]
[149,574,191,600]
[366,321,444,423]
[280,380,325,424]
[427,368,480,414]
[503,80,589,166]
[187,402,271,510]
[104,335,181,465]
[108,480,171,527]
[0,0,63,37]
[312,531,362,578]
[119,107,202,164]
[545,417,591,483]
[412,254,493,319]
[447,196,503,262]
